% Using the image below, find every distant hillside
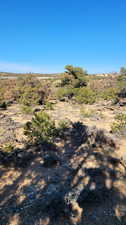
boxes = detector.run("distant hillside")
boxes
[0,72,63,78]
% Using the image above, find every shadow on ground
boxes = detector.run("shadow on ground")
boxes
[0,122,126,225]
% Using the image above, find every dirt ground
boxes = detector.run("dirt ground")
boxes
[0,101,126,225]
[1,101,126,156]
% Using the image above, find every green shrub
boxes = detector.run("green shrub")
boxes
[19,87,41,106]
[21,105,34,114]
[24,111,57,144]
[58,120,70,130]
[3,143,14,152]
[56,87,76,100]
[75,87,96,104]
[44,102,54,110]
[16,75,40,88]
[60,65,88,88]
[118,87,126,98]
[61,75,71,86]
[120,67,126,76]
[65,65,88,80]
[111,113,126,134]
[56,65,89,102]
[111,97,120,105]
[72,78,87,88]
[117,74,126,82]
[117,66,126,83]
[14,75,50,106]
[57,120,71,137]
[100,88,118,100]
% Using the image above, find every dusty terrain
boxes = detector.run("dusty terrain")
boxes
[1,101,126,156]
[0,101,126,225]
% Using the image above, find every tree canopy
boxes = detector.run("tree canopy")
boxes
[65,65,88,79]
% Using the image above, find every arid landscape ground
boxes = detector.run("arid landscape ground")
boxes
[0,69,126,225]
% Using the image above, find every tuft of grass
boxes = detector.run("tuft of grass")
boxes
[80,107,95,117]
[111,113,126,134]
[3,143,14,153]
[58,120,70,130]
[44,102,54,110]
[21,105,34,114]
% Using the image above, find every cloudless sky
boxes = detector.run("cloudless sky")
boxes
[0,0,126,73]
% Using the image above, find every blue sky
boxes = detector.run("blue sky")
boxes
[0,0,126,73]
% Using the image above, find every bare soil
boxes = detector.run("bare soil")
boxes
[0,101,126,225]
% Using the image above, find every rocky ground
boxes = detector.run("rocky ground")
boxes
[0,101,126,225]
